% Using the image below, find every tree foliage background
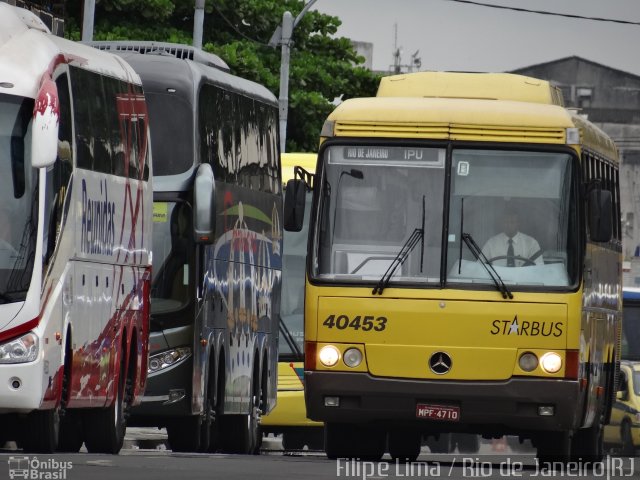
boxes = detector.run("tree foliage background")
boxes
[64,0,382,152]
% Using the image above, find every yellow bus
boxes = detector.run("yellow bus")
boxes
[261,153,324,450]
[287,72,622,462]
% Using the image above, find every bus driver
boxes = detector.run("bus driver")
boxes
[482,206,543,267]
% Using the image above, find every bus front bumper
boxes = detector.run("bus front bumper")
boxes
[305,371,581,433]
[0,359,45,412]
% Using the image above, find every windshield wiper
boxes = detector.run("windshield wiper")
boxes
[461,233,513,300]
[373,228,423,295]
[278,315,303,360]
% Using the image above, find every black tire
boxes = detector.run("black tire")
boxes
[57,412,83,453]
[572,415,604,462]
[324,423,385,460]
[218,389,261,454]
[57,350,83,453]
[535,430,572,464]
[167,415,205,452]
[83,361,132,454]
[620,421,635,457]
[455,434,480,454]
[282,431,305,451]
[22,408,59,453]
[426,433,453,454]
[306,428,325,451]
[389,430,421,462]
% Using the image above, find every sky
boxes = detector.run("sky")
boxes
[312,0,640,76]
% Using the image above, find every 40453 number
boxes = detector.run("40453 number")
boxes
[322,314,387,332]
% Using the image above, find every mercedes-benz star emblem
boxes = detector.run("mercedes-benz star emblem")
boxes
[429,352,452,375]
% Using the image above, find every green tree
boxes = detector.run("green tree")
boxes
[65,0,381,152]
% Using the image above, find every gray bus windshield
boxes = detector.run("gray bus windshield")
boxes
[145,92,193,176]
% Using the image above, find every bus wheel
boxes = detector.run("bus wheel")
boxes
[57,412,83,453]
[84,361,132,453]
[620,421,635,457]
[426,433,453,454]
[167,416,204,452]
[219,389,261,454]
[22,408,60,453]
[389,429,421,462]
[282,431,305,451]
[324,423,385,460]
[456,434,480,454]
[571,415,604,462]
[58,354,83,453]
[535,430,572,464]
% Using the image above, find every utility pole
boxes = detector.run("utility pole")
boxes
[81,0,95,41]
[193,0,205,49]
[269,0,318,154]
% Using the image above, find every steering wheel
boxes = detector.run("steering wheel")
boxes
[486,255,536,267]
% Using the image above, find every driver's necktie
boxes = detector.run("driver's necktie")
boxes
[507,238,515,267]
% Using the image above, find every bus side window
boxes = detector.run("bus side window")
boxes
[44,73,73,269]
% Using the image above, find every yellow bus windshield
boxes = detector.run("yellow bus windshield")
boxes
[310,144,579,291]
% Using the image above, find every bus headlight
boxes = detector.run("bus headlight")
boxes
[518,352,538,372]
[319,345,340,367]
[0,332,39,363]
[540,352,562,374]
[148,347,191,375]
[343,348,363,368]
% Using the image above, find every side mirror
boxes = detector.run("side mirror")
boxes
[617,389,629,401]
[193,163,216,244]
[31,76,59,169]
[284,179,306,232]
[588,188,612,243]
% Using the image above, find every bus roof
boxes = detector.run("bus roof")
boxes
[114,50,277,107]
[327,79,618,161]
[0,4,141,100]
[326,96,573,143]
[378,71,564,106]
[282,153,316,183]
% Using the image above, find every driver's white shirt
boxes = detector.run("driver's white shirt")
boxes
[481,231,543,266]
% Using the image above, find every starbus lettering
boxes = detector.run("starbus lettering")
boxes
[490,316,563,337]
[81,178,116,256]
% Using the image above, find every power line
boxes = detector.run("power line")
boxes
[210,2,270,47]
[440,0,640,26]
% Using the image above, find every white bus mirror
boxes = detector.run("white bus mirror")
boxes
[193,163,215,244]
[31,77,59,169]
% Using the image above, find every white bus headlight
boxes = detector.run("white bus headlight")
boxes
[319,345,340,367]
[0,332,39,363]
[343,348,363,368]
[540,352,562,374]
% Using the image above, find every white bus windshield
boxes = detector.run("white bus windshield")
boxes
[0,94,38,300]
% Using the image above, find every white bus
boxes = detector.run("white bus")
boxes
[0,4,152,453]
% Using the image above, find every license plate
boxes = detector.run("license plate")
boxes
[416,403,460,421]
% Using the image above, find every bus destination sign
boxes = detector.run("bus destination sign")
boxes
[343,146,442,165]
